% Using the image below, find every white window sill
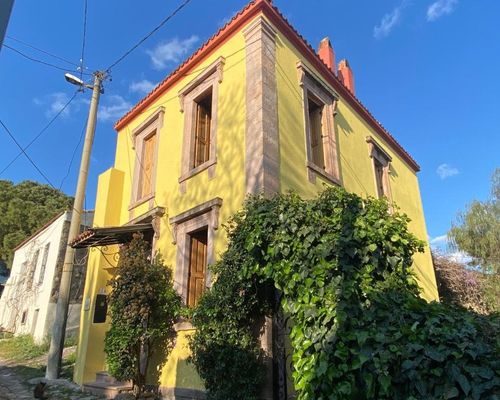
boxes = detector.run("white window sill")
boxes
[307,161,341,186]
[128,192,155,211]
[178,158,217,183]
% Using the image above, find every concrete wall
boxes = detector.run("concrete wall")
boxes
[0,211,92,344]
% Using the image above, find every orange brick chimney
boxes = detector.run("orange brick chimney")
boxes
[318,37,336,74]
[338,59,355,94]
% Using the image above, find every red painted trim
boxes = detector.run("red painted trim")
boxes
[115,0,420,172]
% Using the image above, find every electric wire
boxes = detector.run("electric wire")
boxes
[5,35,82,68]
[2,44,91,76]
[59,123,86,190]
[106,0,193,72]
[79,0,88,81]
[0,91,80,176]
[0,119,56,188]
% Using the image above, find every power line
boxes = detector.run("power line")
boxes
[3,44,91,76]
[0,119,56,188]
[106,0,193,71]
[0,91,79,176]
[5,35,81,68]
[59,123,86,190]
[79,0,88,81]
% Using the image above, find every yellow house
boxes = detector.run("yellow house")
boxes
[72,0,438,397]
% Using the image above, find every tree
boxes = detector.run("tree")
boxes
[104,234,182,398]
[432,251,490,314]
[449,168,500,311]
[0,180,73,267]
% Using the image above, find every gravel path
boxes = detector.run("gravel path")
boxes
[0,362,33,399]
[0,358,103,400]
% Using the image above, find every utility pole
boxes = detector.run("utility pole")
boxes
[46,71,106,379]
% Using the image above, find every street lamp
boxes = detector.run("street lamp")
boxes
[46,70,106,380]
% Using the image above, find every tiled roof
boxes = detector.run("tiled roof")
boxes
[114,0,420,172]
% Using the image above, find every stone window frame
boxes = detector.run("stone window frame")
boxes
[169,198,222,306]
[129,107,164,210]
[178,57,225,191]
[366,136,393,200]
[297,61,341,186]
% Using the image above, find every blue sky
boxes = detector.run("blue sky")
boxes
[1,0,499,256]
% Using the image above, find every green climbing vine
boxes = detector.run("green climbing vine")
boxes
[189,188,499,400]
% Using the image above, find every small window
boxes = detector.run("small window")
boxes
[38,243,50,285]
[178,57,224,187]
[130,107,164,207]
[187,228,208,307]
[138,132,156,200]
[193,90,213,168]
[297,62,340,185]
[27,250,39,289]
[21,310,28,324]
[374,158,385,198]
[308,98,325,169]
[367,136,392,199]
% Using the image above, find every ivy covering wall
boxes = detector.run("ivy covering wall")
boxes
[189,188,499,400]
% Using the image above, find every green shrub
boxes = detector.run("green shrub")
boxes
[190,188,500,399]
[104,234,182,396]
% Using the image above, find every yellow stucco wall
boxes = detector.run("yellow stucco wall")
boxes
[275,29,438,301]
[75,29,248,389]
[75,11,438,391]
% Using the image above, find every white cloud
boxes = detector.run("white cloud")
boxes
[98,95,132,122]
[374,1,409,39]
[436,163,459,179]
[129,79,156,95]
[147,36,199,70]
[34,92,73,118]
[429,234,448,246]
[427,0,458,22]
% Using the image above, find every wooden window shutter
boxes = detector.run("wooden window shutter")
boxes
[187,229,207,307]
[139,132,156,198]
[309,99,325,169]
[374,159,385,198]
[193,92,212,168]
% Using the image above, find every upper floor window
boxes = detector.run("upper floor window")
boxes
[297,62,341,186]
[130,107,164,208]
[26,249,39,289]
[366,136,392,199]
[138,132,156,199]
[38,243,50,285]
[178,57,225,190]
[308,97,325,169]
[193,89,213,168]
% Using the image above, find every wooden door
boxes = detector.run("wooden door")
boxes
[187,229,207,307]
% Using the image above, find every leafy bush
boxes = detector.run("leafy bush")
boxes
[190,188,500,399]
[104,234,182,396]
